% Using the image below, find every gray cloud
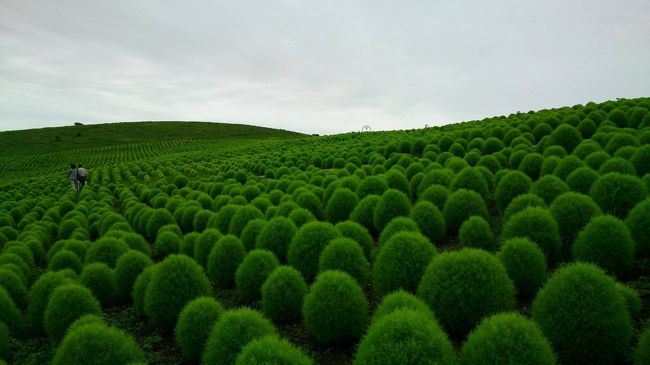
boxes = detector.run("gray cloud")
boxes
[1,0,649,134]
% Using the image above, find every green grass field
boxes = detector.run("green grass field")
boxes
[2,98,650,365]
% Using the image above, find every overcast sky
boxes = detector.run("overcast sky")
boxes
[1,0,649,135]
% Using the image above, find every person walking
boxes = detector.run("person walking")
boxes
[68,163,79,191]
[77,164,88,190]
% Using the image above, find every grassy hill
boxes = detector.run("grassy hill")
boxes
[0,121,305,182]
[0,121,303,156]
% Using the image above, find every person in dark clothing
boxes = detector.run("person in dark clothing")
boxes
[68,163,78,191]
[77,164,88,190]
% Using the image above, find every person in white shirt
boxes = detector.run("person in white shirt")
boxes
[77,164,88,189]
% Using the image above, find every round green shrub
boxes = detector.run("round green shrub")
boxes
[261,266,307,324]
[616,283,641,319]
[496,238,547,297]
[599,157,636,175]
[518,153,544,180]
[627,199,650,257]
[236,249,279,303]
[573,215,634,277]
[192,209,212,232]
[207,235,246,288]
[240,219,266,251]
[550,192,602,249]
[287,222,339,281]
[378,217,419,247]
[288,208,316,228]
[357,176,388,198]
[0,287,21,336]
[174,296,224,360]
[501,207,561,263]
[80,263,116,307]
[85,237,129,268]
[49,250,82,274]
[65,314,105,335]
[209,204,241,234]
[114,250,152,302]
[459,216,496,251]
[143,255,212,330]
[417,248,515,338]
[531,175,569,204]
[502,193,546,223]
[373,189,411,233]
[326,188,359,224]
[157,223,182,238]
[319,238,369,286]
[202,308,277,365]
[371,290,433,323]
[373,231,436,298]
[256,217,296,263]
[145,208,175,240]
[0,268,26,308]
[228,205,264,236]
[51,323,144,365]
[27,271,72,334]
[236,335,313,365]
[631,145,650,176]
[532,262,632,364]
[459,312,556,365]
[295,192,324,220]
[194,228,222,269]
[303,271,368,344]
[590,172,648,218]
[409,201,446,244]
[44,283,102,341]
[566,167,600,195]
[353,309,455,365]
[419,184,449,210]
[551,124,583,153]
[443,189,489,233]
[585,150,611,170]
[350,195,381,235]
[131,266,155,315]
[0,321,10,361]
[450,167,490,201]
[635,326,650,365]
[153,231,181,259]
[335,221,373,262]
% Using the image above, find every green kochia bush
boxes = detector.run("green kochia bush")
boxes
[0,268,27,308]
[27,271,72,334]
[409,201,446,244]
[145,208,175,240]
[326,188,359,223]
[531,175,569,205]
[532,263,632,364]
[65,314,105,334]
[261,266,307,324]
[303,271,368,344]
[132,266,155,315]
[153,231,181,259]
[627,199,650,257]
[44,283,102,342]
[236,249,279,303]
[502,193,546,223]
[79,263,116,307]
[566,167,600,194]
[240,219,266,251]
[458,216,496,251]
[0,321,10,361]
[194,228,222,269]
[335,221,374,262]
[350,195,381,235]
[353,309,456,365]
[497,238,547,297]
[617,283,642,320]
[371,290,433,323]
[0,287,21,336]
[143,255,212,330]
[378,217,419,247]
[573,215,634,277]
[174,296,224,360]
[114,250,153,302]
[591,172,648,219]
[256,217,296,263]
[319,238,369,286]
[373,232,436,298]
[287,222,339,281]
[443,189,489,233]
[51,323,144,365]
[85,237,129,268]
[501,207,561,263]
[208,235,246,288]
[228,205,264,236]
[236,335,313,365]
[373,189,411,233]
[550,192,602,249]
[417,248,515,338]
[495,171,532,212]
[459,312,556,365]
[635,327,650,365]
[202,308,277,365]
